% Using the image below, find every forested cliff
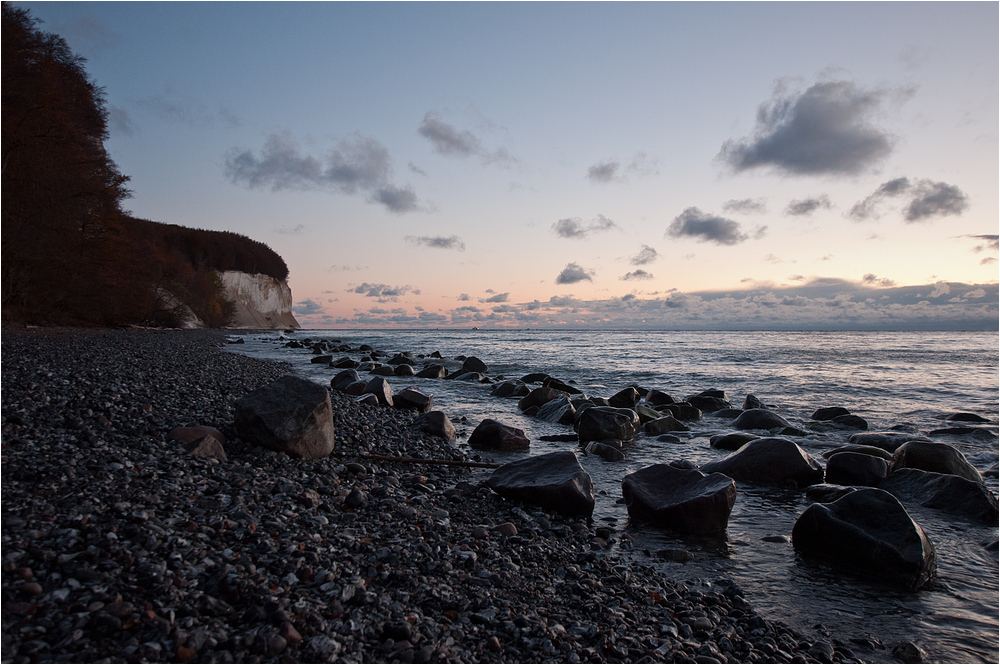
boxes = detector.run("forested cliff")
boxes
[1,4,290,328]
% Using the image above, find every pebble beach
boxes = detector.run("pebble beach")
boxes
[2,327,866,663]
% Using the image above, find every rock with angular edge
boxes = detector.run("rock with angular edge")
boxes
[644,415,689,435]
[879,468,998,524]
[848,431,930,453]
[362,376,394,406]
[608,387,640,409]
[186,435,228,462]
[585,441,626,462]
[687,392,732,413]
[491,380,529,398]
[518,386,568,412]
[393,387,433,413]
[414,411,456,441]
[462,356,488,374]
[576,406,640,443]
[487,451,595,516]
[169,425,226,447]
[622,464,736,533]
[660,402,702,421]
[891,440,984,483]
[700,437,824,486]
[792,488,936,590]
[824,452,891,487]
[731,408,791,431]
[468,418,530,451]
[811,407,851,421]
[709,432,759,451]
[821,444,893,461]
[235,375,334,459]
[415,364,447,379]
[535,396,577,425]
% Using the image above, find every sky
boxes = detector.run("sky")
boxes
[18,1,1000,329]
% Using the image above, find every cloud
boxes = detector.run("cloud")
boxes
[718,79,908,176]
[349,282,420,301]
[481,292,510,303]
[276,224,306,235]
[862,273,896,287]
[457,293,471,301]
[48,13,120,57]
[722,198,767,215]
[109,106,135,137]
[292,299,324,315]
[963,234,1000,252]
[556,263,595,284]
[629,244,659,266]
[405,235,466,251]
[418,111,515,166]
[785,195,832,216]
[138,88,239,128]
[586,153,660,183]
[328,264,368,272]
[666,207,761,245]
[225,131,420,213]
[849,177,968,222]
[408,162,428,177]
[621,269,654,281]
[552,215,618,239]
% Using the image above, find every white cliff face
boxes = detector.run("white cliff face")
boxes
[217,271,300,329]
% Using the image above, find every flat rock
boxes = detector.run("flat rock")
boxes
[622,464,736,534]
[487,451,595,517]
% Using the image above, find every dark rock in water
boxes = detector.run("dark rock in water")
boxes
[792,488,936,590]
[700,437,824,486]
[831,414,869,430]
[362,376,395,406]
[811,406,851,421]
[825,452,890,487]
[731,408,791,431]
[585,441,626,462]
[388,353,416,366]
[543,377,582,395]
[657,434,683,444]
[235,375,335,459]
[415,364,447,379]
[310,354,333,364]
[469,418,530,452]
[491,380,529,398]
[743,394,766,410]
[332,357,359,369]
[660,402,702,422]
[414,411,456,440]
[821,444,893,461]
[609,387,641,409]
[370,365,396,377]
[657,548,693,562]
[687,392,732,413]
[394,387,433,413]
[645,389,675,406]
[709,432,759,451]
[487,451,595,517]
[518,386,567,412]
[892,441,983,483]
[462,356,488,374]
[892,642,925,664]
[946,412,992,423]
[622,464,736,534]
[805,484,858,503]
[536,395,577,426]
[879,468,998,524]
[985,462,999,478]
[928,426,998,441]
[169,425,226,447]
[539,434,578,442]
[393,364,416,377]
[635,403,665,424]
[711,408,745,419]
[644,415,689,435]
[450,371,489,383]
[576,406,640,443]
[848,431,929,453]
[428,350,443,359]
[520,372,550,384]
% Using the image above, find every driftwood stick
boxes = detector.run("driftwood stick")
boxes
[334,452,501,469]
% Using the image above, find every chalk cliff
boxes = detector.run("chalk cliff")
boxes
[217,271,300,329]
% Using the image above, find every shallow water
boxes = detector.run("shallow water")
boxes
[228,328,999,663]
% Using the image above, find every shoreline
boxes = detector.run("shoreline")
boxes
[1,328,859,663]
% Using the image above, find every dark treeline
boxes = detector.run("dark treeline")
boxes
[1,4,288,327]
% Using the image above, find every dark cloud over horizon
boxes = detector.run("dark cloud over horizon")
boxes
[666,207,764,245]
[405,235,466,251]
[586,152,659,183]
[621,269,654,281]
[722,198,767,215]
[849,177,969,222]
[349,282,420,301]
[552,215,618,239]
[556,263,595,284]
[418,111,515,166]
[785,195,832,216]
[718,80,908,176]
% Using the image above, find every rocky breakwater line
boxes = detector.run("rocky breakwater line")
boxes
[0,328,860,664]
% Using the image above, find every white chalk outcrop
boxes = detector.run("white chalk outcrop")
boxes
[217,271,300,329]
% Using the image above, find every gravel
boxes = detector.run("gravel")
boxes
[1,327,861,663]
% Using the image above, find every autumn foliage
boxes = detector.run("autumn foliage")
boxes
[1,4,288,327]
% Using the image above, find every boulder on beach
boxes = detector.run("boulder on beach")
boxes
[731,408,791,431]
[709,432,760,451]
[331,369,362,391]
[234,375,335,459]
[387,353,416,366]
[415,364,448,379]
[462,356,488,374]
[468,418,530,452]
[168,425,226,447]
[879,468,999,524]
[414,411,456,441]
[635,403,664,424]
[792,488,936,590]
[622,464,737,534]
[363,376,395,406]
[332,358,359,369]
[660,402,702,422]
[487,451,595,517]
[824,452,891,487]
[700,437,824,486]
[644,415,689,435]
[848,431,930,453]
[185,435,228,462]
[830,414,869,430]
[576,406,640,443]
[584,440,626,462]
[535,395,577,426]
[608,387,641,410]
[520,372,550,384]
[310,354,333,365]
[518,386,567,412]
[891,441,984,484]
[393,387,433,413]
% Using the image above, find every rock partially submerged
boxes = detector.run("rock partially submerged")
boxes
[622,464,736,534]
[731,409,791,431]
[824,452,891,487]
[234,374,334,459]
[792,488,936,591]
[879,468,999,524]
[576,406,639,442]
[468,418,530,452]
[700,437,824,486]
[487,451,595,516]
[891,440,984,484]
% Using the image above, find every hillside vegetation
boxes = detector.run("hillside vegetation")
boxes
[1,3,288,327]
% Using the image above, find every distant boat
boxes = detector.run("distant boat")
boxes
[471,327,480,330]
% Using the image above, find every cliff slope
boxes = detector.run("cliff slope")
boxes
[218,271,299,329]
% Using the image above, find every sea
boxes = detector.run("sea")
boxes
[227,328,999,663]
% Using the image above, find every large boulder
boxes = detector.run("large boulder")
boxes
[811,406,851,421]
[462,356,488,374]
[622,465,736,534]
[585,441,626,462]
[518,387,567,412]
[487,451,595,517]
[393,387,433,413]
[821,444,894,461]
[660,402,702,421]
[468,419,530,452]
[576,406,640,443]
[792,488,936,590]
[415,364,447,379]
[742,394,766,410]
[879,468,999,524]
[543,377,582,395]
[644,415,689,435]
[414,411,456,441]
[491,380,529,398]
[535,396,577,426]
[709,432,759,451]
[824,452,891,487]
[608,387,641,410]
[363,377,395,406]
[830,414,869,431]
[645,390,675,406]
[686,392,732,413]
[891,441,984,483]
[848,432,930,453]
[234,375,335,459]
[331,369,362,392]
[700,437,824,486]
[393,364,416,377]
[731,409,791,431]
